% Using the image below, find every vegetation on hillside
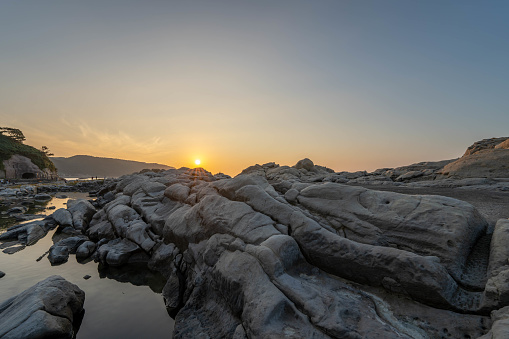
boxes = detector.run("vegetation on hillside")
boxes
[0,128,56,172]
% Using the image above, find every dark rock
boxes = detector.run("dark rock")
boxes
[52,208,73,227]
[0,275,85,338]
[83,275,91,280]
[6,206,28,215]
[0,271,5,278]
[48,236,88,265]
[76,241,96,260]
[34,193,52,201]
[96,238,141,266]
[2,245,25,254]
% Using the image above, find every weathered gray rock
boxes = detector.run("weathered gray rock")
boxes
[478,306,509,339]
[438,137,509,179]
[76,240,97,260]
[48,236,88,265]
[2,154,54,180]
[96,238,141,266]
[0,275,84,339]
[67,199,96,230]
[52,208,73,227]
[6,206,28,215]
[293,158,314,171]
[62,159,508,338]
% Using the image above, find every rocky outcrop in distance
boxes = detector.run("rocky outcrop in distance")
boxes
[439,137,509,179]
[1,155,56,180]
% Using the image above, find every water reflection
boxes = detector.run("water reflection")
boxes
[98,263,166,294]
[0,193,174,338]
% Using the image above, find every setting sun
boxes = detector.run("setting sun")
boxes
[195,159,201,165]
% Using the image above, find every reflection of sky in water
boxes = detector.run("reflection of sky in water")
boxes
[0,194,174,338]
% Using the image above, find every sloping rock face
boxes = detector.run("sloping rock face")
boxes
[72,165,509,338]
[440,137,509,178]
[1,154,55,179]
[0,275,85,339]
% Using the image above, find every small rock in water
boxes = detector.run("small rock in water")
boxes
[2,245,25,254]
[34,193,52,201]
[0,271,5,278]
[56,194,68,199]
[83,275,91,280]
[47,206,56,210]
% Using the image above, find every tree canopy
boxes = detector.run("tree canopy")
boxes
[0,127,26,143]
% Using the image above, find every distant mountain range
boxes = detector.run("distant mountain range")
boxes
[50,155,173,178]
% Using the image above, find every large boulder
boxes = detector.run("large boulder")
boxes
[0,275,85,339]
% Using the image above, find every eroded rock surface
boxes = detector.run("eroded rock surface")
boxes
[54,165,506,338]
[3,157,508,338]
[0,275,85,339]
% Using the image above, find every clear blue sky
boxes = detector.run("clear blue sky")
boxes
[1,1,508,175]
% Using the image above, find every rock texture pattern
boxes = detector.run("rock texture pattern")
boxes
[439,137,509,179]
[51,164,505,338]
[1,154,55,179]
[3,142,509,338]
[0,275,85,339]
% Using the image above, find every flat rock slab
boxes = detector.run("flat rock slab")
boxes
[0,275,85,339]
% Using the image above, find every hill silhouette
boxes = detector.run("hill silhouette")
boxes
[51,155,173,178]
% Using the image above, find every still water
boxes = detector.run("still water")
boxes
[0,194,175,338]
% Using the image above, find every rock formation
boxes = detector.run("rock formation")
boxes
[2,137,509,338]
[0,275,85,339]
[2,154,55,180]
[439,137,509,179]
[12,162,503,338]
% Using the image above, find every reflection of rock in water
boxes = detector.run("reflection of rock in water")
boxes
[98,263,166,293]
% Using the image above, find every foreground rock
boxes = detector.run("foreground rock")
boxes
[0,275,85,339]
[4,146,508,338]
[49,164,499,338]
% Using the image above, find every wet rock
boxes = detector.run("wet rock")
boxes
[52,208,73,227]
[2,245,25,254]
[26,223,47,245]
[0,271,5,278]
[33,193,52,201]
[6,206,28,215]
[48,236,88,265]
[76,241,97,260]
[96,238,141,266]
[0,224,31,240]
[83,275,91,280]
[0,275,85,339]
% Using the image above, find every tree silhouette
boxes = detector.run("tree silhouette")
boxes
[0,127,26,143]
[41,146,54,157]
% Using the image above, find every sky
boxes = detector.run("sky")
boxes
[1,1,508,176]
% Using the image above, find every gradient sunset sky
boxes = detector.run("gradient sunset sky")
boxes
[1,1,508,175]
